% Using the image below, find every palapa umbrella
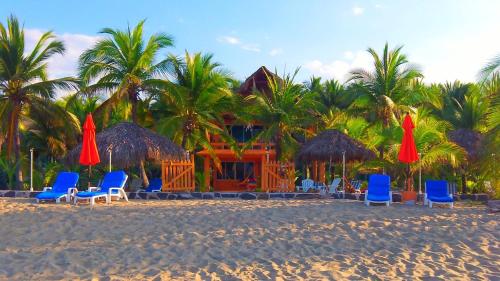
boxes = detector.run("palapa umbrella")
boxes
[67,122,186,186]
[79,114,100,186]
[398,113,419,192]
[298,129,376,193]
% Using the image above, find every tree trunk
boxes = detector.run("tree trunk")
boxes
[14,116,23,189]
[181,133,188,149]
[131,99,138,124]
[461,172,467,194]
[139,160,149,187]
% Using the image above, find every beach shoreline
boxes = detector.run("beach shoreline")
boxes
[0,198,498,280]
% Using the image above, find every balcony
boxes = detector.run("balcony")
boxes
[208,142,275,151]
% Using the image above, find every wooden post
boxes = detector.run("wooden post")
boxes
[261,155,266,192]
[312,161,318,182]
[319,162,326,184]
[161,160,166,192]
[203,156,210,192]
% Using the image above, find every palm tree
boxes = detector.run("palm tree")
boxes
[479,54,500,82]
[62,94,101,125]
[0,15,77,188]
[434,82,489,131]
[153,52,236,156]
[384,108,465,187]
[78,20,173,125]
[349,43,423,158]
[245,69,315,161]
[24,102,81,159]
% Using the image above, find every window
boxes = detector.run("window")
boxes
[217,162,254,180]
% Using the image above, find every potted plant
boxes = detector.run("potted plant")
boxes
[401,177,417,203]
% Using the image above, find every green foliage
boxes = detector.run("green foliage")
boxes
[153,51,237,166]
[78,19,174,125]
[195,171,207,192]
[0,156,19,189]
[244,68,316,161]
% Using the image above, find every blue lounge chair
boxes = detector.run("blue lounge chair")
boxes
[139,178,162,192]
[328,178,342,194]
[35,172,79,203]
[351,180,362,194]
[425,180,454,208]
[74,171,128,206]
[298,179,314,192]
[365,174,392,206]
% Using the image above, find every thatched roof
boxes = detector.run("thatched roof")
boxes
[66,122,186,168]
[297,129,376,162]
[448,129,484,161]
[238,66,281,96]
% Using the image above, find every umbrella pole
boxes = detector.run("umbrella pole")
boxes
[418,153,422,194]
[88,165,92,188]
[109,150,112,172]
[342,151,346,198]
[406,163,411,192]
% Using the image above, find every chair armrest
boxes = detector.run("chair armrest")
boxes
[389,191,393,202]
[88,186,99,192]
[42,187,52,192]
[68,187,78,196]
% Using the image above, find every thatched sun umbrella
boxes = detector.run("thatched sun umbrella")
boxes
[448,128,484,193]
[67,122,186,186]
[297,129,376,191]
[448,129,484,161]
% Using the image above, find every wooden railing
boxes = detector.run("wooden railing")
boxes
[161,155,195,192]
[209,142,275,151]
[262,161,295,192]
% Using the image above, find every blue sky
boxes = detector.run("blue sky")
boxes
[1,0,499,84]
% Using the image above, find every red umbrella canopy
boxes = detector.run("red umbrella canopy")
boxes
[79,114,100,166]
[398,114,419,163]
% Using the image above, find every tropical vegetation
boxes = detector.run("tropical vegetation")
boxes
[0,15,498,198]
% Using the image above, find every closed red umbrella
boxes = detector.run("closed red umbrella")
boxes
[80,114,100,185]
[398,113,419,191]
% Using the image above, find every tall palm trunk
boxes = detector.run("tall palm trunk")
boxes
[7,105,23,189]
[13,115,23,189]
[139,160,149,187]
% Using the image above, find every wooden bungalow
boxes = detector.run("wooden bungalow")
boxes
[197,66,294,192]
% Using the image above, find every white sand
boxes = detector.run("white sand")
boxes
[0,198,498,280]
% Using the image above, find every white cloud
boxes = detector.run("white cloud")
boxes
[25,28,100,79]
[375,4,382,9]
[217,34,261,52]
[411,31,500,83]
[217,35,241,45]
[269,48,283,56]
[352,6,364,16]
[343,51,354,59]
[304,51,372,82]
[241,44,261,52]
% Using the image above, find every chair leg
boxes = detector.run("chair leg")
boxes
[450,202,454,209]
[386,201,389,207]
[121,189,129,202]
[36,199,39,203]
[90,197,95,207]
[429,202,433,208]
[56,198,60,204]
[106,195,110,204]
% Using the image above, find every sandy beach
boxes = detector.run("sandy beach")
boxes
[0,198,498,280]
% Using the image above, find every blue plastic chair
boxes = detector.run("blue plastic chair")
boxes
[328,178,342,194]
[365,174,392,206]
[141,178,162,192]
[35,172,79,203]
[425,180,454,208]
[74,171,128,206]
[298,179,314,192]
